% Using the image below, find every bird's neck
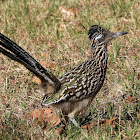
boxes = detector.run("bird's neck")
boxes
[91,44,108,70]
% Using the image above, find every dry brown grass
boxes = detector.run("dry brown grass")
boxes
[0,0,139,139]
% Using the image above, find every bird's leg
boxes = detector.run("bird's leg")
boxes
[68,111,80,128]
[67,98,93,127]
[69,118,80,128]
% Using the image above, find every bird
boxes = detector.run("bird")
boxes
[0,25,128,127]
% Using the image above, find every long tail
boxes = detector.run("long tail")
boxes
[0,33,61,93]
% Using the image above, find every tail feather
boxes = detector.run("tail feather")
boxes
[0,46,45,80]
[0,33,43,71]
[0,33,61,93]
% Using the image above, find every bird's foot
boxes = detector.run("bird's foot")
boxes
[69,118,80,128]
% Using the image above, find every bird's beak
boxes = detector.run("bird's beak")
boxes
[111,31,128,39]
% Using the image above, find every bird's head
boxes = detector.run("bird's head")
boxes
[88,25,128,46]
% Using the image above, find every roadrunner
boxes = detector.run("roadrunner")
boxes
[0,25,127,127]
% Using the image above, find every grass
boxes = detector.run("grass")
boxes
[0,0,140,139]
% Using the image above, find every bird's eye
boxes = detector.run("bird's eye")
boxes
[95,34,103,40]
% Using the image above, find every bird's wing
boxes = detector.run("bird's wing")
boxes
[42,60,101,105]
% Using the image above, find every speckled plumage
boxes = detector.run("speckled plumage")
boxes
[0,25,128,127]
[42,26,109,105]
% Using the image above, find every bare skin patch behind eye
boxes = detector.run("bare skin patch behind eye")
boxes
[95,34,103,40]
